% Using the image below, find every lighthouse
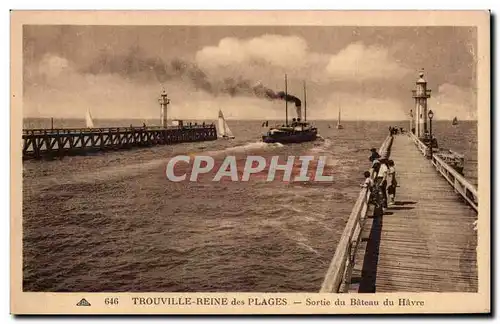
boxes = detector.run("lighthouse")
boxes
[158,89,170,128]
[412,70,432,138]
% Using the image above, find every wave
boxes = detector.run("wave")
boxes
[197,141,284,157]
[286,230,321,256]
[32,158,168,189]
[309,138,333,154]
[306,138,340,169]
[32,141,287,189]
[296,242,321,256]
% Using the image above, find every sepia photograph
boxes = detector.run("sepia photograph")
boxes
[10,10,490,314]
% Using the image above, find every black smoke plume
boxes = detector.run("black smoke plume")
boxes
[83,47,302,118]
[252,83,302,119]
[83,47,212,92]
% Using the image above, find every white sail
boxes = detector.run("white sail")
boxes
[85,108,94,128]
[217,110,225,136]
[224,118,234,137]
[217,109,234,139]
[336,106,344,129]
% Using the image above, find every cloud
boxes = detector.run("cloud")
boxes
[195,35,329,85]
[429,83,477,120]
[37,54,71,78]
[196,36,412,87]
[325,42,411,81]
[196,35,311,70]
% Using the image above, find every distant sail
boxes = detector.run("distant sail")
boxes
[218,109,235,139]
[85,108,94,128]
[452,117,458,125]
[336,106,344,129]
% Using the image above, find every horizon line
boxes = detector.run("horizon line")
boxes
[22,117,478,122]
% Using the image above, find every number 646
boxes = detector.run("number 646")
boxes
[105,298,119,305]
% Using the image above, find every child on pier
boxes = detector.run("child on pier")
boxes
[361,171,374,189]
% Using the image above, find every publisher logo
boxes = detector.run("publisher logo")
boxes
[76,298,91,307]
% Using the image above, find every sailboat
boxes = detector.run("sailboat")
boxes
[452,116,458,126]
[336,106,344,129]
[85,108,94,128]
[217,109,235,139]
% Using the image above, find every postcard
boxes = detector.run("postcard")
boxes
[11,10,490,314]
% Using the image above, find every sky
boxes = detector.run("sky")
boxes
[22,25,477,121]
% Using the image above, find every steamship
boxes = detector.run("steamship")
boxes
[262,76,318,144]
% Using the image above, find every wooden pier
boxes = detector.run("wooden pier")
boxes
[22,125,218,160]
[320,133,478,293]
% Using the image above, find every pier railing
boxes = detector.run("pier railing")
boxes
[320,134,394,293]
[22,124,214,136]
[408,132,478,212]
[411,132,431,156]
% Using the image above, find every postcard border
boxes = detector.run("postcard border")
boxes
[10,10,491,314]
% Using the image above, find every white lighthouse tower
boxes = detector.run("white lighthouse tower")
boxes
[158,89,170,128]
[412,69,432,138]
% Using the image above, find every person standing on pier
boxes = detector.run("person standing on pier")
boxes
[387,159,397,205]
[370,160,385,213]
[369,148,381,162]
[373,159,389,208]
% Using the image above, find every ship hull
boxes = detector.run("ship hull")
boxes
[262,130,318,144]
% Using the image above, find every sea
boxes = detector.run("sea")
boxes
[22,118,478,292]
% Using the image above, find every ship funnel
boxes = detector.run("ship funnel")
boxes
[295,103,302,120]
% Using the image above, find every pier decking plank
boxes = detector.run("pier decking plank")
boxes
[359,134,478,293]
